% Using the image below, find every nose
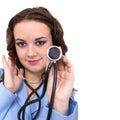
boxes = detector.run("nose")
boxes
[27,45,37,58]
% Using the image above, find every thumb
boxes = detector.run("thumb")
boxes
[2,55,8,69]
[17,67,24,80]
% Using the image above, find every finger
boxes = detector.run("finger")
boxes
[57,55,70,71]
[57,56,65,71]
[8,57,14,66]
[2,55,8,69]
[62,56,72,66]
[61,56,74,73]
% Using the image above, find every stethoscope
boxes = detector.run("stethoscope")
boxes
[17,45,62,120]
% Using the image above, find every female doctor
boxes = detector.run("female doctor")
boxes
[0,6,78,120]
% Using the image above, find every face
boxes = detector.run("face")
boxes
[14,20,53,74]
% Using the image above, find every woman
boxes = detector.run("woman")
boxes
[0,6,78,120]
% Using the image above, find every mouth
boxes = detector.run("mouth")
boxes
[28,59,40,65]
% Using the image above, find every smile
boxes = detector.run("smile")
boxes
[28,59,40,65]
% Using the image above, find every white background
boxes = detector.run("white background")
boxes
[0,0,120,120]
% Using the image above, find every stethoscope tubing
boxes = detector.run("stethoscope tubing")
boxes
[18,61,57,120]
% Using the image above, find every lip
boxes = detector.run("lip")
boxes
[28,59,40,65]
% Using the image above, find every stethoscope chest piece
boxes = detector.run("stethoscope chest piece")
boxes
[47,46,62,62]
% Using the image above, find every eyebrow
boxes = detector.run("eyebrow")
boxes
[35,37,47,41]
[15,37,47,42]
[15,39,25,42]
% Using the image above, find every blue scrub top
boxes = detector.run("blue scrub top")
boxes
[0,68,78,120]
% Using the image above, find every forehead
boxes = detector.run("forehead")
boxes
[13,20,51,38]
[14,20,50,31]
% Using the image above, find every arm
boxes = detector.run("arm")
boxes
[0,82,17,119]
[46,55,78,119]
[44,92,78,120]
[0,55,23,119]
[47,55,76,115]
[0,68,17,118]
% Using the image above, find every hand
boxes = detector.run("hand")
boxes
[47,55,75,115]
[2,55,23,93]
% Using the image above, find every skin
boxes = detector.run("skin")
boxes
[2,20,75,115]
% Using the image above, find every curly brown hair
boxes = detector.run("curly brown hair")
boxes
[6,6,68,68]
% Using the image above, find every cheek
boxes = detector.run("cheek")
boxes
[39,49,50,62]
[16,48,25,60]
[38,47,47,57]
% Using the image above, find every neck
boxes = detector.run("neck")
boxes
[26,79,42,84]
[24,70,43,85]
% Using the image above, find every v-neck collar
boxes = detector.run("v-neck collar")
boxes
[16,81,49,115]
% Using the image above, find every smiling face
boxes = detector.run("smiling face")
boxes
[14,20,53,75]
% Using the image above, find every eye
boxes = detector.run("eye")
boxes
[16,41,27,47]
[35,40,46,46]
